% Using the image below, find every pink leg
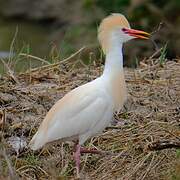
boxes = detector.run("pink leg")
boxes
[73,143,103,176]
[74,144,81,175]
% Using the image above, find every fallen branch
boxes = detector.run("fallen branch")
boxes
[146,140,180,151]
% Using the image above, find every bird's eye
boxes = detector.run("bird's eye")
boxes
[122,28,126,32]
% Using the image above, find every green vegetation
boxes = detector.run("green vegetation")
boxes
[174,149,180,179]
[159,43,167,66]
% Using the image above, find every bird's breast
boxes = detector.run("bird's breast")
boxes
[109,72,127,112]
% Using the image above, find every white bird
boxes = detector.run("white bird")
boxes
[29,13,150,174]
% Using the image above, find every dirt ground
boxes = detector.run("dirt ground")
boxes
[0,54,180,179]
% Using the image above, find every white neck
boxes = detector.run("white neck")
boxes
[103,42,123,76]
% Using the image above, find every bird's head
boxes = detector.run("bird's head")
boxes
[98,13,150,54]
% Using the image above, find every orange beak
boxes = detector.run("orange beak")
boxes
[122,28,150,39]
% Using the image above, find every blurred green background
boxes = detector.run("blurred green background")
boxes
[0,0,179,72]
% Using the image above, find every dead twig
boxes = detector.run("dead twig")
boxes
[19,53,51,65]
[146,140,180,151]
[0,109,6,131]
[1,148,19,180]
[0,58,20,84]
[22,46,86,73]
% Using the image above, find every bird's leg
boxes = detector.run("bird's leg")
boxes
[73,143,101,176]
[74,144,81,176]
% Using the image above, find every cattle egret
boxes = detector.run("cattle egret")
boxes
[29,13,150,175]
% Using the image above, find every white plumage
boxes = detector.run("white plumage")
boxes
[29,13,150,175]
[30,78,114,150]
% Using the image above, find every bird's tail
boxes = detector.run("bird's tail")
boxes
[29,131,46,150]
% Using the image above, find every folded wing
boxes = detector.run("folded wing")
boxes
[29,82,113,150]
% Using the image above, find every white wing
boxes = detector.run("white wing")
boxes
[29,80,113,150]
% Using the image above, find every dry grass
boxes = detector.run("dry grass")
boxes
[0,51,179,179]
